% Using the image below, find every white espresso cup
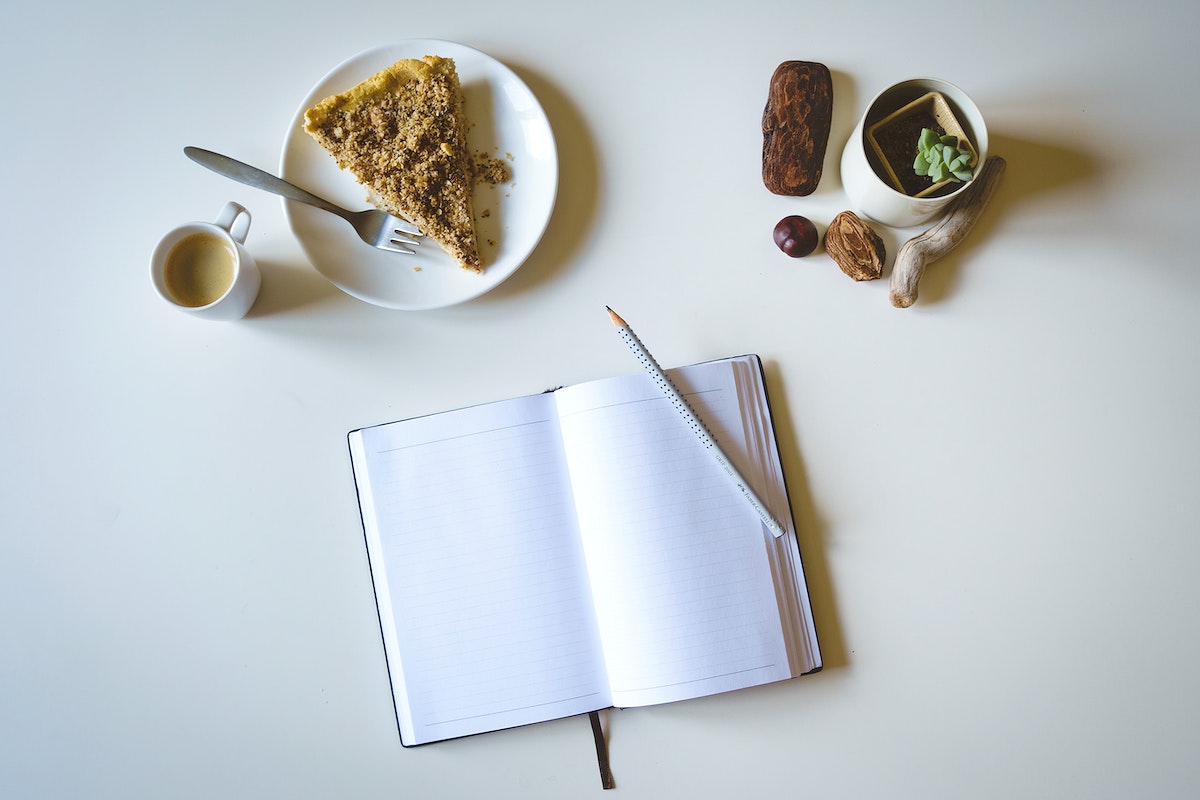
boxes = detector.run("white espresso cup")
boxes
[151,202,261,320]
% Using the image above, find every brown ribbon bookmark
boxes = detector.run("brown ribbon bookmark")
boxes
[588,710,615,790]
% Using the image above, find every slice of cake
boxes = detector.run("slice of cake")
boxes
[303,56,481,272]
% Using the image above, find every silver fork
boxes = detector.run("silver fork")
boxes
[183,146,422,254]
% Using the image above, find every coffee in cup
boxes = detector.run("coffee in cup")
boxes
[151,202,261,320]
[164,232,237,307]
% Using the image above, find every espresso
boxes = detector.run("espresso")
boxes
[165,233,235,307]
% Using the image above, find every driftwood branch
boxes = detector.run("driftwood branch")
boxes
[889,156,1007,308]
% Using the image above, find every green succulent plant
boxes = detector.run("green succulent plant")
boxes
[913,127,974,184]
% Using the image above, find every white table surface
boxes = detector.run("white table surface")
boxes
[4,1,1198,797]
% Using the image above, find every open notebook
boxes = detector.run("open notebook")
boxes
[348,354,821,745]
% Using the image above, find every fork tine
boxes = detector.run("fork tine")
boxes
[379,237,417,254]
[380,217,423,253]
[360,215,423,253]
[393,218,421,236]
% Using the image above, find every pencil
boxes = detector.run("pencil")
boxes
[605,306,787,539]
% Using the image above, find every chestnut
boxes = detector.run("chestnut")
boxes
[773,215,818,258]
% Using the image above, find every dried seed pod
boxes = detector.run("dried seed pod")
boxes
[824,211,885,281]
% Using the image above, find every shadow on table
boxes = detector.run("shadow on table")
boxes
[244,258,344,318]
[762,358,847,672]
[902,131,1097,306]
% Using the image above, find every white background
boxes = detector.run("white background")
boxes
[3,1,1198,797]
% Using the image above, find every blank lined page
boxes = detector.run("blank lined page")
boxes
[554,358,794,708]
[349,395,608,744]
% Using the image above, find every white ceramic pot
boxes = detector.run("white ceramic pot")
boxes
[840,78,988,228]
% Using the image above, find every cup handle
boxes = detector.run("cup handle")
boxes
[214,201,252,244]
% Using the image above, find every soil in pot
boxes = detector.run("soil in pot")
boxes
[870,110,959,198]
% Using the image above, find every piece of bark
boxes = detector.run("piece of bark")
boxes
[825,211,885,281]
[762,61,832,196]
[890,156,1007,308]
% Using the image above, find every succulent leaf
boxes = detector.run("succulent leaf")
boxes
[913,127,974,185]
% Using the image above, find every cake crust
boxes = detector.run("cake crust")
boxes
[304,56,481,272]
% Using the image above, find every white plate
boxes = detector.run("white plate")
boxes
[280,40,558,310]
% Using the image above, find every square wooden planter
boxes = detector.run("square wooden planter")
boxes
[866,91,978,198]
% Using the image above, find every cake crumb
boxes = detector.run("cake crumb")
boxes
[474,152,511,185]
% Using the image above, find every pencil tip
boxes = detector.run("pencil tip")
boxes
[606,306,626,327]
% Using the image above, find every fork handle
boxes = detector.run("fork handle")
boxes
[184,146,349,220]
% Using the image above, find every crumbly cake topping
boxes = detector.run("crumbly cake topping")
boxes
[474,152,511,185]
[303,56,482,272]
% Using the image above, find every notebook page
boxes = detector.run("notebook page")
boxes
[349,394,609,745]
[554,357,794,708]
